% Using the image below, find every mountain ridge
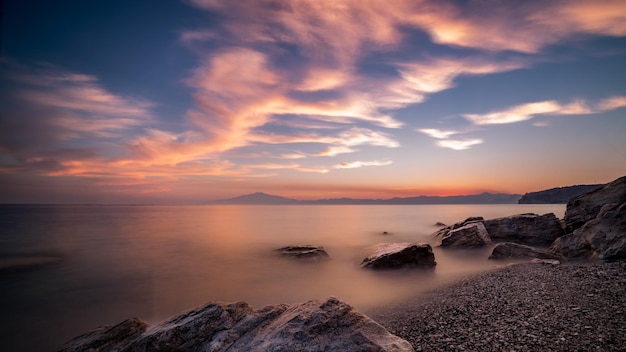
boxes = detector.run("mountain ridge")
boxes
[212,192,522,205]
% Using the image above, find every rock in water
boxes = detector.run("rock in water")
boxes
[563,175,626,233]
[440,222,492,248]
[60,298,415,352]
[489,242,558,260]
[433,216,484,238]
[361,243,436,269]
[550,202,626,261]
[276,245,330,261]
[483,213,564,245]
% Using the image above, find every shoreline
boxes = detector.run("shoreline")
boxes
[366,260,626,351]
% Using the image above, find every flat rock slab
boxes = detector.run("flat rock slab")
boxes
[60,298,415,352]
[489,242,557,260]
[276,245,330,261]
[361,243,436,269]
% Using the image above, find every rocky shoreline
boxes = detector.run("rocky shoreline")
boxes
[368,260,626,352]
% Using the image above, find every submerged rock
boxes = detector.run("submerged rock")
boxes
[440,222,492,248]
[483,213,564,245]
[60,298,415,352]
[276,245,330,261]
[563,175,626,233]
[361,243,436,269]
[489,242,558,260]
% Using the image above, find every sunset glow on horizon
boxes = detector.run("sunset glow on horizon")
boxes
[1,0,626,203]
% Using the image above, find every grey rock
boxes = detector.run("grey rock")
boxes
[433,216,484,238]
[530,258,561,265]
[441,222,492,248]
[276,245,330,261]
[489,242,558,260]
[550,202,626,261]
[361,243,436,269]
[483,213,564,245]
[61,298,415,352]
[59,318,148,352]
[564,175,626,233]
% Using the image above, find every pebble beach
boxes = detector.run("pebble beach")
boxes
[368,261,626,352]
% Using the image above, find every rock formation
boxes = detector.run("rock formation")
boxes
[483,213,564,245]
[489,242,558,260]
[563,175,626,233]
[60,298,415,352]
[361,243,436,269]
[433,217,484,239]
[276,245,330,261]
[440,222,491,248]
[550,202,626,261]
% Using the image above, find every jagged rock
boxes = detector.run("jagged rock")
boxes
[60,318,148,352]
[550,202,626,261]
[489,242,558,260]
[433,216,484,238]
[563,175,626,233]
[483,213,564,245]
[60,298,415,352]
[361,243,436,269]
[440,222,491,248]
[276,245,329,261]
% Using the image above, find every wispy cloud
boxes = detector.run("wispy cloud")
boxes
[333,160,393,169]
[436,139,483,151]
[463,96,625,125]
[418,128,461,139]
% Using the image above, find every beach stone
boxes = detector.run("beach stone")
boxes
[276,245,329,261]
[440,222,491,248]
[60,298,415,352]
[489,242,558,260]
[564,175,626,233]
[483,213,564,245]
[433,216,484,238]
[361,243,436,269]
[550,202,626,261]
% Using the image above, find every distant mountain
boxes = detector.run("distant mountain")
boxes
[214,192,299,204]
[518,184,601,204]
[213,192,522,205]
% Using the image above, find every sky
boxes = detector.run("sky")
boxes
[1,0,626,203]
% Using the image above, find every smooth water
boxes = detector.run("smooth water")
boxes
[0,204,565,351]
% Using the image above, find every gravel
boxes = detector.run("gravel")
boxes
[367,261,626,352]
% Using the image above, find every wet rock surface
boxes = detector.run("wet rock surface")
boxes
[361,243,436,269]
[489,242,558,260]
[61,298,415,352]
[483,213,564,245]
[369,261,626,352]
[276,245,330,261]
[440,222,491,248]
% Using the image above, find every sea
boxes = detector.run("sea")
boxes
[0,204,565,351]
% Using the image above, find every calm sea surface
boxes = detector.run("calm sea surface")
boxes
[0,204,565,351]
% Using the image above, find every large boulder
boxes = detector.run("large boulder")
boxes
[276,245,330,261]
[550,202,626,261]
[483,213,564,245]
[361,243,436,269]
[433,216,484,238]
[489,242,558,260]
[564,176,626,233]
[60,298,415,352]
[440,222,492,248]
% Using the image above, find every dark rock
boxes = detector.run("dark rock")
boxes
[440,222,492,248]
[434,222,447,227]
[59,318,148,352]
[60,298,415,352]
[483,213,564,245]
[489,242,558,260]
[433,216,484,238]
[276,245,329,261]
[550,202,626,261]
[563,176,626,233]
[518,184,601,204]
[361,243,436,269]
